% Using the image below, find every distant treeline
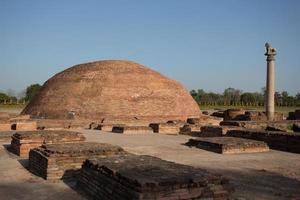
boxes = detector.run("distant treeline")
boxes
[190,88,300,107]
[0,84,42,104]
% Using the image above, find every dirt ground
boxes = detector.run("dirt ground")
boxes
[0,130,300,200]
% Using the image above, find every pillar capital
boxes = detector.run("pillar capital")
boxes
[264,42,277,61]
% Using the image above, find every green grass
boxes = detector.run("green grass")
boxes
[0,104,26,109]
[200,105,299,116]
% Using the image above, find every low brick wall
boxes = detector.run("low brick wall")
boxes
[112,126,153,134]
[11,130,86,157]
[98,124,125,132]
[186,137,269,154]
[187,116,222,126]
[149,123,184,135]
[223,109,245,121]
[227,129,300,153]
[200,126,244,137]
[11,121,37,131]
[179,124,202,136]
[220,120,300,132]
[29,142,125,181]
[77,154,233,200]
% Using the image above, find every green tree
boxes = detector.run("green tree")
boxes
[0,92,10,103]
[25,84,42,101]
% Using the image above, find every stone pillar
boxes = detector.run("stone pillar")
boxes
[264,43,277,121]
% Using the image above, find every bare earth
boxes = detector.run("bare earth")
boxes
[0,130,300,200]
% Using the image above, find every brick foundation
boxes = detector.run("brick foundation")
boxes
[29,142,124,181]
[149,123,184,134]
[112,125,153,134]
[227,129,300,153]
[186,137,269,154]
[11,130,85,157]
[77,154,233,200]
[11,121,37,131]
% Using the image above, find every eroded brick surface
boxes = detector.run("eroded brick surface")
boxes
[228,129,300,153]
[77,154,233,200]
[112,125,153,134]
[186,137,269,154]
[29,142,125,181]
[11,130,85,157]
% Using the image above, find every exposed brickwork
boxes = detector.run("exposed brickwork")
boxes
[29,142,125,181]
[11,121,37,131]
[227,129,300,153]
[22,60,200,123]
[179,124,202,136]
[220,120,300,133]
[11,130,85,157]
[200,126,244,137]
[186,137,269,154]
[0,122,11,131]
[187,115,222,126]
[112,125,153,134]
[223,109,245,121]
[223,110,284,122]
[77,154,233,200]
[149,122,184,135]
[244,111,284,121]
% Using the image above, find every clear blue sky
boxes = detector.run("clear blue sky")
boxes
[1,0,299,96]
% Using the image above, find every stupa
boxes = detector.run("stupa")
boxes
[22,60,200,123]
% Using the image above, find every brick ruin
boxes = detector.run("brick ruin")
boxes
[29,142,125,181]
[112,125,154,134]
[220,120,300,132]
[223,109,284,121]
[11,130,85,157]
[186,137,269,154]
[0,113,37,131]
[77,154,233,200]
[287,109,300,120]
[228,129,300,153]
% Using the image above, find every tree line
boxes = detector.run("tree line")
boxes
[0,84,42,104]
[190,88,300,107]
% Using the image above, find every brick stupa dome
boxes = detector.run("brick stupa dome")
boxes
[22,60,200,123]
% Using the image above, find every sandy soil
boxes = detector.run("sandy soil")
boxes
[0,130,300,200]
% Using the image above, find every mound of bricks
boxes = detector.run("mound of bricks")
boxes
[186,137,269,154]
[228,129,300,153]
[112,125,153,134]
[29,142,125,181]
[11,130,85,157]
[77,154,233,200]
